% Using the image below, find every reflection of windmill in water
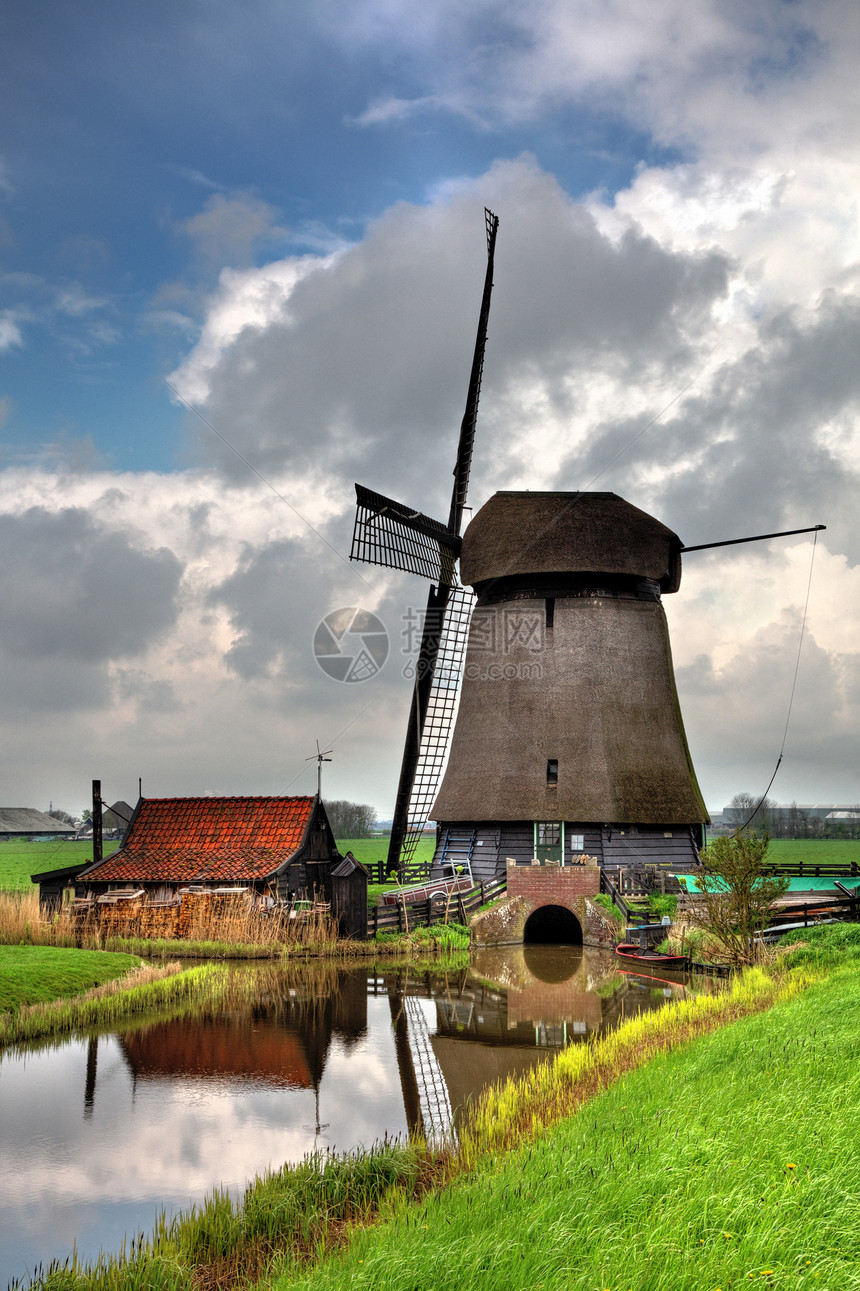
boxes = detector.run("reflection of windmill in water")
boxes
[352,210,824,882]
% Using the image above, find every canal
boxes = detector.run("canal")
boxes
[0,945,713,1287]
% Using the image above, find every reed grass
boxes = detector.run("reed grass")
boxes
[17,1142,441,1291]
[0,962,236,1047]
[1,889,465,961]
[0,889,80,947]
[457,963,810,1162]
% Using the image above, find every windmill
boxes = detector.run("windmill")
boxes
[351,209,824,883]
[350,208,499,879]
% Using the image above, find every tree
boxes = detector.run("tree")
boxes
[726,792,777,832]
[324,799,378,839]
[689,831,789,965]
[47,808,75,826]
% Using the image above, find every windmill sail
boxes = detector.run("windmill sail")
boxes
[397,581,476,868]
[349,208,499,878]
[351,485,460,582]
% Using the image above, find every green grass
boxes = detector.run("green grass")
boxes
[336,836,436,875]
[280,962,857,1291]
[0,839,119,891]
[0,945,141,1011]
[0,961,272,1047]
[762,838,860,866]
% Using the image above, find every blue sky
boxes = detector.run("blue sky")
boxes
[2,0,859,816]
[1,0,677,472]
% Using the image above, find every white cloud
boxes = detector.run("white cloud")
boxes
[0,310,22,349]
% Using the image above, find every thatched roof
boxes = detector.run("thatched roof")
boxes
[460,492,682,592]
[432,596,707,826]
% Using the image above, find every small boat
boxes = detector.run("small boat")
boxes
[615,942,689,969]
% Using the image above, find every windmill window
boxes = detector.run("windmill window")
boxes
[545,597,555,633]
[546,758,559,785]
[569,833,584,852]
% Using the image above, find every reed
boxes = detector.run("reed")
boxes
[0,962,241,1046]
[457,963,812,1164]
[17,1142,442,1291]
[0,889,80,947]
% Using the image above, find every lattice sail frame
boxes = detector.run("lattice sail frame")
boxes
[351,484,460,582]
[398,581,476,867]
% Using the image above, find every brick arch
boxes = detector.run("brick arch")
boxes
[523,903,583,945]
[470,861,621,950]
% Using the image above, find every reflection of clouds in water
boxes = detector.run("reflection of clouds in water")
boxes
[0,999,406,1218]
[319,999,407,1148]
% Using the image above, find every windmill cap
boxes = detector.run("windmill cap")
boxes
[460,491,682,592]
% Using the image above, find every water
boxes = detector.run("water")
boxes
[0,946,707,1286]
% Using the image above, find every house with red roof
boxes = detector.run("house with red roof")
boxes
[75,794,341,903]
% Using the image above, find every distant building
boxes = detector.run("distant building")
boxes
[0,807,76,839]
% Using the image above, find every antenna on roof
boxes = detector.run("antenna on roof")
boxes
[306,740,333,797]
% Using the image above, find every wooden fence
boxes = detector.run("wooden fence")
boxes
[367,874,507,937]
[763,862,860,878]
[598,870,656,925]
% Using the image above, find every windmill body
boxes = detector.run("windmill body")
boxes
[429,490,708,880]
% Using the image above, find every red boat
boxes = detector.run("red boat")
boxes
[615,942,689,969]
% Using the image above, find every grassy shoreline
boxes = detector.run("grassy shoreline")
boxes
[291,962,858,1291]
[0,960,240,1047]
[0,944,141,1011]
[21,934,851,1291]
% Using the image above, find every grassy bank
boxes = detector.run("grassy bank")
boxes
[0,945,141,1011]
[0,960,248,1047]
[24,945,835,1291]
[291,967,858,1291]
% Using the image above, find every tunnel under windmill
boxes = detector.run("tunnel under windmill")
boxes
[522,904,583,946]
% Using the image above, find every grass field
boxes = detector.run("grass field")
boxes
[765,838,860,865]
[0,839,119,891]
[0,944,141,1011]
[336,836,436,874]
[279,953,859,1291]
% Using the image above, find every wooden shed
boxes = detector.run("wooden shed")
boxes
[327,852,370,941]
[73,794,340,902]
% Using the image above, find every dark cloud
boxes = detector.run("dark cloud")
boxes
[180,158,731,522]
[0,507,182,710]
[678,621,860,806]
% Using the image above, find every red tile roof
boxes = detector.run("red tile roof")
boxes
[84,796,317,884]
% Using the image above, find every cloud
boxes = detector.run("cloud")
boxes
[171,156,730,515]
[0,310,23,349]
[338,0,860,164]
[179,192,290,269]
[350,94,448,127]
[0,506,182,712]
